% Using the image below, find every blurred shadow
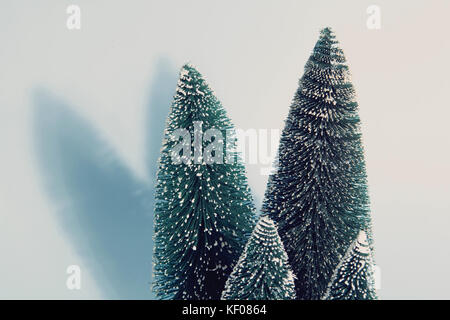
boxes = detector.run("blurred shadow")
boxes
[145,57,177,181]
[33,89,154,299]
[144,57,178,293]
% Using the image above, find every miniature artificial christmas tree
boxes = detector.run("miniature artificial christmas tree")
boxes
[322,230,377,300]
[153,64,256,300]
[262,27,375,299]
[221,215,296,300]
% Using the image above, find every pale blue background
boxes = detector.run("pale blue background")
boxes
[1,0,449,299]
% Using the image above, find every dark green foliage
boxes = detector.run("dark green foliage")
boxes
[262,27,374,300]
[323,231,377,300]
[153,64,256,300]
[222,216,296,300]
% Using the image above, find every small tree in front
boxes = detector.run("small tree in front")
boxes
[322,230,377,300]
[221,215,296,300]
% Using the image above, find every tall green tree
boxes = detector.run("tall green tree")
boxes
[221,215,296,300]
[262,27,374,299]
[153,64,256,300]
[323,231,377,300]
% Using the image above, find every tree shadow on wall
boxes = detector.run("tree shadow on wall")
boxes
[32,58,178,299]
[145,56,177,181]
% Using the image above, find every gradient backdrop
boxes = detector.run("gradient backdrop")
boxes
[1,0,449,299]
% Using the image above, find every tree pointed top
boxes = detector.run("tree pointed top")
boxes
[312,27,345,66]
[256,214,276,233]
[319,27,334,37]
[180,62,196,73]
[182,62,194,69]
[174,63,211,103]
[322,230,377,300]
[178,63,202,81]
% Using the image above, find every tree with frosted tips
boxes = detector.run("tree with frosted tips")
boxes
[322,230,377,300]
[221,215,296,300]
[153,64,256,300]
[262,27,375,300]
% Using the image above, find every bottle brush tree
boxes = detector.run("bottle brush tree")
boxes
[221,215,296,300]
[153,64,256,300]
[262,27,375,300]
[322,230,377,300]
